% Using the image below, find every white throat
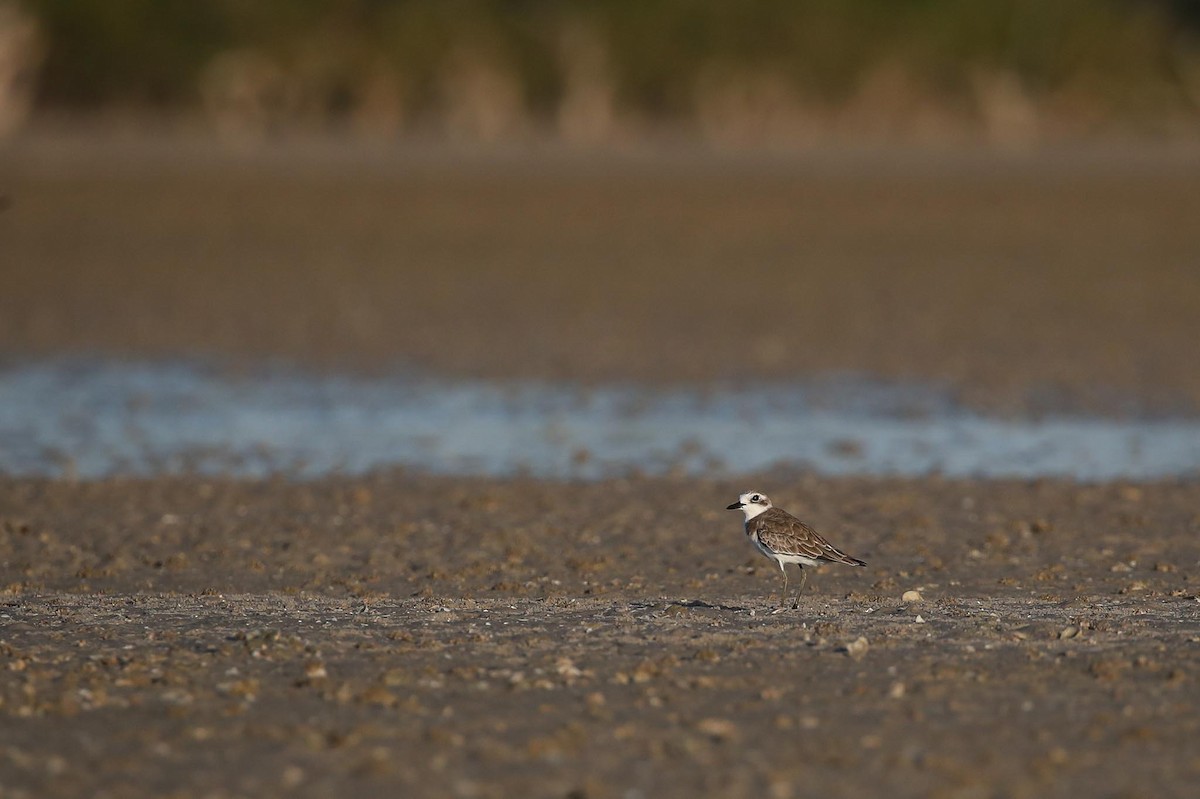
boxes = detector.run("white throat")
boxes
[740,503,771,521]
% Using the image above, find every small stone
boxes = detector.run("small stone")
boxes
[612,724,637,741]
[844,637,870,660]
[1118,486,1143,502]
[281,766,305,788]
[382,668,408,687]
[357,685,397,707]
[902,590,923,603]
[914,614,926,624]
[1058,626,1080,640]
[696,717,739,741]
[769,778,794,799]
[555,657,584,680]
[888,681,906,699]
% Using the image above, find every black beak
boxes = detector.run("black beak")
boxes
[726,502,743,510]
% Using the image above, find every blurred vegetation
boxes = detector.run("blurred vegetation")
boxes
[8,0,1200,142]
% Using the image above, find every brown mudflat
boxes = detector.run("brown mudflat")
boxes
[2,134,1199,796]
[2,475,1199,798]
[3,134,1200,413]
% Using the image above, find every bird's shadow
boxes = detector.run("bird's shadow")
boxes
[669,599,750,613]
[626,599,784,615]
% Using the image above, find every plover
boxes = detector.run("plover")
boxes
[726,490,866,606]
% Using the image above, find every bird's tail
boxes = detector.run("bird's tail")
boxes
[824,548,867,567]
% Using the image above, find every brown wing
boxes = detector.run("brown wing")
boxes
[753,508,866,566]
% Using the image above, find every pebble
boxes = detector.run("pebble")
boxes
[696,718,739,741]
[281,766,305,789]
[844,637,870,660]
[902,590,923,603]
[555,657,583,679]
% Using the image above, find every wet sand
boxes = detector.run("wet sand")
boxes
[2,475,1199,798]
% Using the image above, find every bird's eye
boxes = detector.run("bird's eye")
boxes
[751,494,761,502]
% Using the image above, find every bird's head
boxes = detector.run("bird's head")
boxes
[726,491,772,519]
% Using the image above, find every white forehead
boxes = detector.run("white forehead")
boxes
[740,491,770,504]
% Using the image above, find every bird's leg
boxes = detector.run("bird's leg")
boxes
[791,567,808,609]
[773,562,788,612]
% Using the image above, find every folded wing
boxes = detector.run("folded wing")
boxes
[753,509,867,566]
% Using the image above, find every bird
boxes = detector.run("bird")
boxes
[726,490,866,607]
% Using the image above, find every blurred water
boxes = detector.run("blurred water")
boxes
[1,357,1197,481]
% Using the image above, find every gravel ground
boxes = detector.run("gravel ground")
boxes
[2,475,1199,798]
